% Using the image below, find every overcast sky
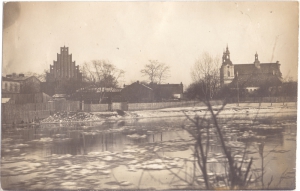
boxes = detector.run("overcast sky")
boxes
[2,2,298,86]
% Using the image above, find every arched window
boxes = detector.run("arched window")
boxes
[228,70,230,77]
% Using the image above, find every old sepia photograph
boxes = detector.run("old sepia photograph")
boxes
[1,1,298,190]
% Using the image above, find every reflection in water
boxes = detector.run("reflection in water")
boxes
[1,117,296,190]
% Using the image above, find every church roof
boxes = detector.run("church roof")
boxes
[2,76,39,82]
[229,62,282,88]
[234,63,282,76]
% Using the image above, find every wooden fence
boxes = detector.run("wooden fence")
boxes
[2,101,80,124]
[112,102,128,111]
[49,100,80,112]
[2,110,50,124]
[83,103,128,112]
[84,104,109,112]
[226,96,297,103]
[2,92,52,104]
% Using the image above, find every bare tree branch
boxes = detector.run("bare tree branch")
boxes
[81,60,124,103]
[189,52,220,100]
[141,60,170,84]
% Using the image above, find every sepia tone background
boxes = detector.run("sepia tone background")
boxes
[2,1,298,86]
[1,1,299,190]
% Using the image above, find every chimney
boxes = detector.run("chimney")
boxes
[19,73,25,77]
[6,74,12,78]
[137,81,139,84]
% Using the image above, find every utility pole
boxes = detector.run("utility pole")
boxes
[237,72,239,106]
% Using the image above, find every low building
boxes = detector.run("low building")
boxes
[52,94,68,101]
[149,82,184,101]
[121,81,154,103]
[2,77,21,93]
[3,74,41,93]
[70,86,122,104]
[120,81,184,103]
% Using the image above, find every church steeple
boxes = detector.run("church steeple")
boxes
[220,44,234,86]
[226,44,230,54]
[255,52,258,61]
[254,51,260,68]
[222,44,232,65]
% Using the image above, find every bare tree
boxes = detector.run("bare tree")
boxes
[191,52,220,100]
[25,69,49,82]
[141,60,170,84]
[82,60,124,103]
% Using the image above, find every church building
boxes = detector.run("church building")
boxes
[220,46,282,93]
[46,46,82,82]
[42,46,82,95]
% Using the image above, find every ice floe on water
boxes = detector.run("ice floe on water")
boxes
[32,137,53,143]
[127,133,147,139]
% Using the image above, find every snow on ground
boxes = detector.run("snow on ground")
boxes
[121,102,297,120]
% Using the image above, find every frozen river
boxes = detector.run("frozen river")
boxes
[1,113,297,190]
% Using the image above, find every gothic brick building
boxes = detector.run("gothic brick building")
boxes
[220,46,282,93]
[43,46,82,95]
[46,46,82,82]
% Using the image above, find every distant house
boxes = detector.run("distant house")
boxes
[3,74,41,93]
[2,74,54,104]
[120,81,184,103]
[121,81,154,103]
[70,86,122,104]
[220,46,282,94]
[52,94,68,101]
[2,77,21,93]
[149,83,184,101]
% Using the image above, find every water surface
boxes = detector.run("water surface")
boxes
[1,116,296,189]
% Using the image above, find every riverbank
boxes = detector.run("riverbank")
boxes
[113,102,297,120]
[2,102,296,126]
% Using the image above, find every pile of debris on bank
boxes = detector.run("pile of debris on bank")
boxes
[41,111,102,123]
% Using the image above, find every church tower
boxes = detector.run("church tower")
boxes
[220,45,235,86]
